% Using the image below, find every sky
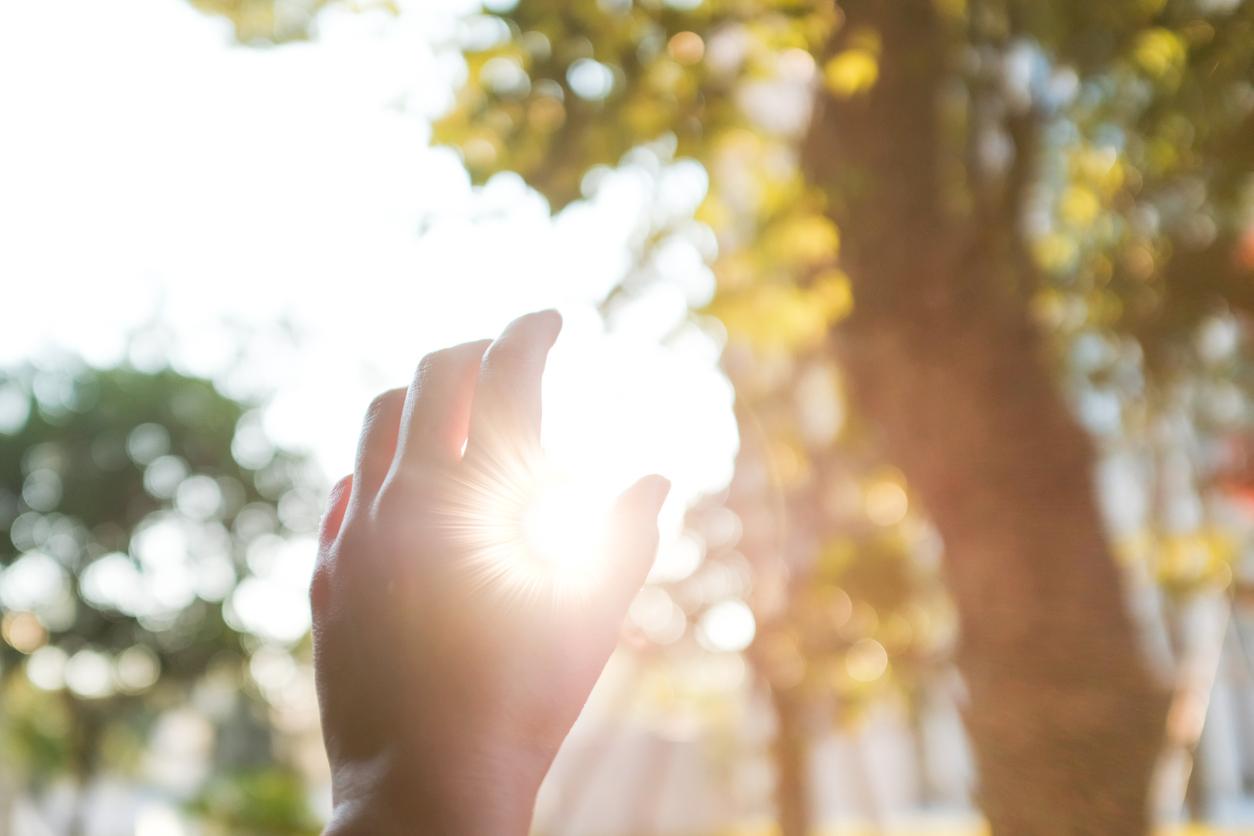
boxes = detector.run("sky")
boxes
[0,0,739,642]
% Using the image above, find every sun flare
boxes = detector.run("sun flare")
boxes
[450,454,621,601]
[521,477,614,579]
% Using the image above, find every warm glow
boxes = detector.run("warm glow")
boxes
[522,477,613,580]
[450,453,623,601]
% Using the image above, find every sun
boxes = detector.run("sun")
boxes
[450,455,620,600]
[521,475,614,581]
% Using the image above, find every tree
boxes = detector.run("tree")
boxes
[0,359,321,835]
[427,0,1253,833]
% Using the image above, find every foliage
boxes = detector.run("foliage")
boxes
[186,0,396,41]
[0,359,320,826]
[428,0,1254,650]
[190,768,323,835]
[428,0,1253,828]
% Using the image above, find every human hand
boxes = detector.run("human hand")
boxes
[311,311,670,835]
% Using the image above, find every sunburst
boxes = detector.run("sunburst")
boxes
[436,443,619,604]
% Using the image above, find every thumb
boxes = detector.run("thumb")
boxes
[597,474,670,614]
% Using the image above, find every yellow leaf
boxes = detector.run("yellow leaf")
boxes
[1133,28,1186,82]
[1060,185,1101,226]
[1032,232,1078,273]
[768,214,840,267]
[711,285,827,350]
[932,0,967,19]
[823,49,879,98]
[812,269,854,321]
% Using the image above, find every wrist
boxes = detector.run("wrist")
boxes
[325,743,547,836]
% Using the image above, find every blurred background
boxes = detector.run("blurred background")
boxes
[0,0,1252,833]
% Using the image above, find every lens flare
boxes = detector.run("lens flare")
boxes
[447,453,619,601]
[522,477,612,580]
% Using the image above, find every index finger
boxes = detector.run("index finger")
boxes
[465,310,562,464]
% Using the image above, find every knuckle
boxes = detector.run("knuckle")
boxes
[309,559,334,613]
[370,479,408,520]
[365,388,404,423]
[359,390,406,446]
[416,346,456,377]
[366,392,390,417]
[411,353,444,395]
[415,351,440,380]
[414,340,490,390]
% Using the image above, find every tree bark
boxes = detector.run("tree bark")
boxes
[64,696,102,836]
[769,685,811,836]
[801,2,1168,832]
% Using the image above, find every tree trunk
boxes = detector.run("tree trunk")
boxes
[801,2,1168,832]
[64,696,103,836]
[769,685,811,836]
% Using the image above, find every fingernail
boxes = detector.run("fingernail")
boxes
[534,308,563,336]
[502,309,562,346]
[642,475,671,510]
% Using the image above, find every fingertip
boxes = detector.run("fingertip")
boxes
[533,307,563,336]
[602,478,668,612]
[353,387,407,498]
[468,311,562,452]
[330,473,354,498]
[319,474,353,549]
[623,474,671,515]
[609,475,670,557]
[400,338,493,464]
[645,474,671,508]
[497,308,562,350]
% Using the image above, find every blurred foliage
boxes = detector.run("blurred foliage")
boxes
[425,0,1254,662]
[187,0,396,41]
[425,0,1254,826]
[0,359,321,832]
[188,0,334,40]
[190,768,322,835]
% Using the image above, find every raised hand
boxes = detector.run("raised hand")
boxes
[312,311,670,835]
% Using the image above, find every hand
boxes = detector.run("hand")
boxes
[311,311,670,835]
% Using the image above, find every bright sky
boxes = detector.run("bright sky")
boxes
[0,0,738,641]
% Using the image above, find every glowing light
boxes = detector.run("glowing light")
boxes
[26,645,67,691]
[522,477,613,580]
[845,638,888,683]
[629,587,687,644]
[454,457,620,600]
[65,648,115,699]
[667,31,705,66]
[135,805,187,836]
[649,532,704,583]
[567,59,614,101]
[116,645,161,693]
[0,381,30,433]
[0,551,65,611]
[697,599,756,653]
[864,476,908,526]
[1,611,46,654]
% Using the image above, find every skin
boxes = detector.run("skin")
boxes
[312,310,670,835]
